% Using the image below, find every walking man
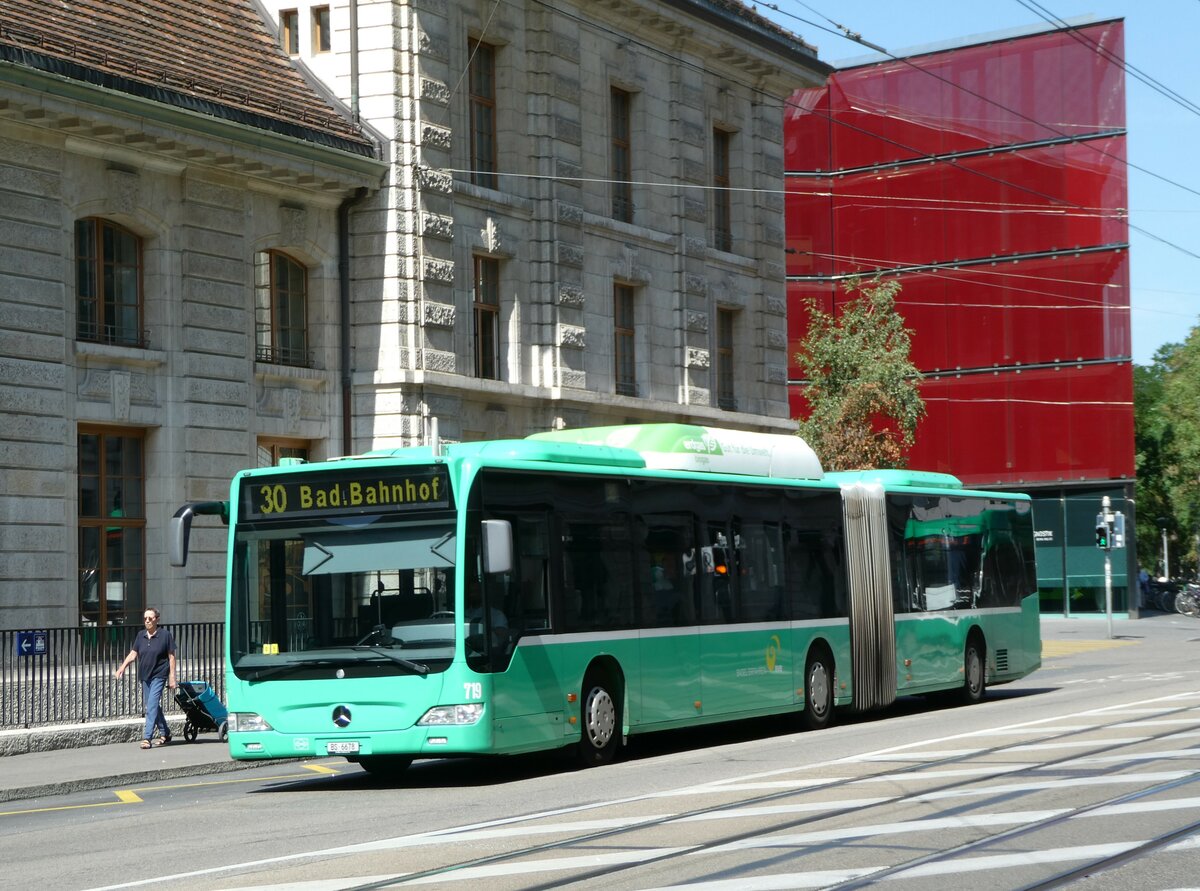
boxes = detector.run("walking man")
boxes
[115,608,177,748]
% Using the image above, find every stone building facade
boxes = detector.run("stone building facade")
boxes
[274,0,830,445]
[0,0,386,628]
[0,0,829,629]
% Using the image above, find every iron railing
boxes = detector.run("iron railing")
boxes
[0,623,224,729]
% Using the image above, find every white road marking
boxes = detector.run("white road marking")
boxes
[916,771,1196,801]
[403,847,697,884]
[704,809,1068,851]
[1009,737,1147,751]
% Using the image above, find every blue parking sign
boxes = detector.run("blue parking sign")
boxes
[17,631,47,657]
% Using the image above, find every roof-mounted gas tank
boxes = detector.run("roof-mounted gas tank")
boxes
[528,423,824,480]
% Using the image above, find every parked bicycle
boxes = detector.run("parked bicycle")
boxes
[1146,577,1181,612]
[1176,583,1200,617]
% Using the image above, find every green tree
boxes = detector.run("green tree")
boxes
[793,276,925,470]
[1153,335,1200,577]
[1134,344,1178,576]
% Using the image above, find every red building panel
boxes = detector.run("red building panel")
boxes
[787,363,1135,485]
[785,20,1132,487]
[824,139,1127,269]
[904,364,1134,485]
[791,23,1126,172]
[787,251,1130,379]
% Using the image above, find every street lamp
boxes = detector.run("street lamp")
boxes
[1157,516,1170,579]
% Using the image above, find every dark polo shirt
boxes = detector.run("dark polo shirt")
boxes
[133,627,176,684]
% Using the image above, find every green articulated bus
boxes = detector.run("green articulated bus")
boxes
[169,423,1041,775]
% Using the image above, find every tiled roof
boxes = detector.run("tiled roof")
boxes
[0,0,374,157]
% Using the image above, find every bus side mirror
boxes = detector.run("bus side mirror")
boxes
[168,501,230,567]
[481,519,512,575]
[168,512,192,567]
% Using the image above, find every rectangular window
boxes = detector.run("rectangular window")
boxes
[614,283,636,396]
[468,39,498,190]
[611,88,632,222]
[312,5,330,54]
[474,257,500,379]
[79,428,145,626]
[255,251,309,367]
[75,218,144,347]
[713,129,732,252]
[280,9,299,55]
[716,308,736,410]
[257,439,310,468]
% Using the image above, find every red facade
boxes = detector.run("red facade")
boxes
[784,21,1133,487]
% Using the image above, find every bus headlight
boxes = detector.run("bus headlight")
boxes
[228,712,274,733]
[417,704,484,725]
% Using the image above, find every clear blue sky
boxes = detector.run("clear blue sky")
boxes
[759,1,1200,366]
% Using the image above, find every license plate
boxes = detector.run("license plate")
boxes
[326,741,360,755]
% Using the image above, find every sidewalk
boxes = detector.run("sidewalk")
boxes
[0,718,260,803]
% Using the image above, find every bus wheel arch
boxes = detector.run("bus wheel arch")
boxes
[577,657,624,767]
[962,628,987,704]
[801,641,835,731]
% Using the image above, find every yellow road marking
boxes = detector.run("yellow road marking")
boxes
[1,788,142,817]
[304,763,341,775]
[1,762,343,818]
[1043,639,1138,658]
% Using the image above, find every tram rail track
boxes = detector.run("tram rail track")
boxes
[316,693,1200,890]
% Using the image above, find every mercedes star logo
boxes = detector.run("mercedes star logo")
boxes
[332,705,352,728]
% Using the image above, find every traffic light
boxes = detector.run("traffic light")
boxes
[1095,521,1110,549]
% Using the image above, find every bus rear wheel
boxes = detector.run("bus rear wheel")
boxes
[961,638,986,704]
[801,652,834,731]
[578,675,621,767]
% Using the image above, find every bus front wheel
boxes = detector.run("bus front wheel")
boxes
[578,675,621,767]
[962,638,986,704]
[801,652,834,731]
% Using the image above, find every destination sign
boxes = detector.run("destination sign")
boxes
[239,465,451,521]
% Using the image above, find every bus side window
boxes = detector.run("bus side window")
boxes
[736,519,784,622]
[562,516,635,631]
[637,514,697,627]
[516,514,551,632]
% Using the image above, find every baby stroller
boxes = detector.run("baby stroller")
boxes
[174,679,229,742]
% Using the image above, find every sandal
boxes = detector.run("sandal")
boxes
[140,739,152,749]
[153,736,171,747]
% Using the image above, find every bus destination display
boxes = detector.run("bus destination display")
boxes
[240,465,451,521]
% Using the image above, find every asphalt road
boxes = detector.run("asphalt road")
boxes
[3,614,1199,891]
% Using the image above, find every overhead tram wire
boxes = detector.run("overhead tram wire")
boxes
[798,247,1136,313]
[773,0,1200,202]
[1015,0,1200,119]
[434,0,1200,267]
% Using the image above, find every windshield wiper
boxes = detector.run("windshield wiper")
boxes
[350,646,429,675]
[244,649,429,681]
[244,658,343,682]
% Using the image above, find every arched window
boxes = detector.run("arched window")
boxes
[75,218,144,347]
[255,250,309,366]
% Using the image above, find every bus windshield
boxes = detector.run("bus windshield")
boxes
[229,520,457,677]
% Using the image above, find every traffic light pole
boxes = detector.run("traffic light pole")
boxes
[1097,496,1115,639]
[1104,546,1113,639]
